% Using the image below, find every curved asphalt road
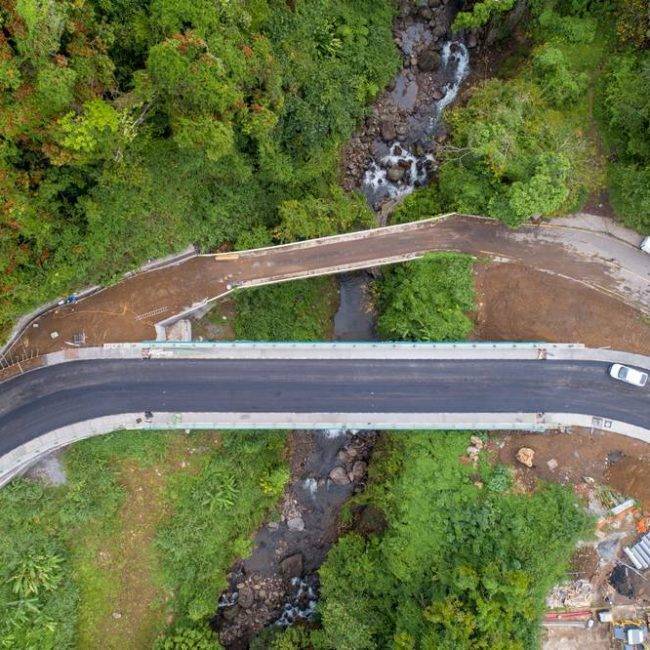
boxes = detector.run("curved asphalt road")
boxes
[0,358,648,456]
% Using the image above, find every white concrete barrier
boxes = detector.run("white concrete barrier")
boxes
[1,409,647,488]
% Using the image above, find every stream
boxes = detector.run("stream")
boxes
[362,41,470,208]
[213,280,378,646]
[214,1,471,645]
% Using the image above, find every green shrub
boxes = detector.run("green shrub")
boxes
[438,76,597,224]
[234,277,338,342]
[377,253,475,342]
[453,0,517,30]
[390,185,442,224]
[275,186,375,242]
[155,432,289,620]
[608,163,650,232]
[251,625,313,650]
[8,553,64,599]
[532,45,589,107]
[536,10,597,43]
[314,432,593,649]
[154,621,223,650]
[599,51,650,230]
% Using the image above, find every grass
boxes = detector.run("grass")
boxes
[73,445,178,648]
[0,429,290,647]
[154,431,290,623]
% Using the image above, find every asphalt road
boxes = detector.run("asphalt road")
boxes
[0,358,648,456]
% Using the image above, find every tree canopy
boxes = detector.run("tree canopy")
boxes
[313,433,592,649]
[377,254,475,342]
[0,0,396,339]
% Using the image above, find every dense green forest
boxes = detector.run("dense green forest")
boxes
[314,433,591,649]
[428,0,650,229]
[1,0,648,341]
[0,0,394,338]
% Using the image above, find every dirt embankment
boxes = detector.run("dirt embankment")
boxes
[473,262,650,355]
[496,428,650,508]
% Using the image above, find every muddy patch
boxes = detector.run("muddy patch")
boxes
[606,456,650,511]
[473,262,650,355]
[494,428,650,491]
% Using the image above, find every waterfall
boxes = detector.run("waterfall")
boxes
[436,41,470,113]
[361,41,470,208]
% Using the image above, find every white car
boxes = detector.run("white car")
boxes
[609,363,648,387]
[641,236,650,254]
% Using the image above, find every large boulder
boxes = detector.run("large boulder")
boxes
[387,165,405,183]
[329,466,351,485]
[418,49,441,72]
[516,447,535,468]
[350,460,368,482]
[287,515,305,531]
[380,121,397,143]
[280,553,304,580]
[237,585,254,609]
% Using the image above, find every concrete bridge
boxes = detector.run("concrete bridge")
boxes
[4,213,648,358]
[1,341,648,488]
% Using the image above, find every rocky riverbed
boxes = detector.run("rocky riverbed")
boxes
[213,430,377,646]
[342,0,473,216]
[214,1,473,645]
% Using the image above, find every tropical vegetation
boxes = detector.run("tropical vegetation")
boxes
[0,0,396,340]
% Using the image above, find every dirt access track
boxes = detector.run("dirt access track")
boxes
[6,212,649,357]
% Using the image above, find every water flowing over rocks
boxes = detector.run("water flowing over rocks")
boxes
[214,430,377,647]
[361,40,469,210]
[342,0,470,216]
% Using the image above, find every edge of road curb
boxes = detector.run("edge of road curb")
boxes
[1,410,648,489]
[2,341,650,385]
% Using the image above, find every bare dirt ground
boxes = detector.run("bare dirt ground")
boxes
[494,428,650,507]
[5,214,649,360]
[542,624,611,649]
[473,261,650,355]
